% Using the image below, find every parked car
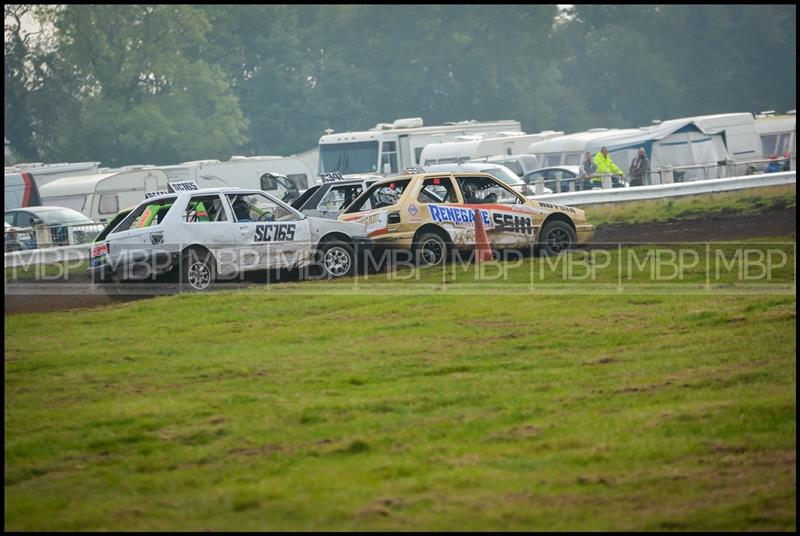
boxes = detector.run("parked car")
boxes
[4,206,102,246]
[423,162,552,196]
[88,186,374,289]
[467,154,542,178]
[523,165,628,192]
[339,169,594,262]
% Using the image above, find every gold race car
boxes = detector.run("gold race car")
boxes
[339,168,595,265]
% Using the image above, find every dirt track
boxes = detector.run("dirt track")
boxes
[5,207,795,315]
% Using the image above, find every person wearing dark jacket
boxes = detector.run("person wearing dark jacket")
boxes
[629,148,650,186]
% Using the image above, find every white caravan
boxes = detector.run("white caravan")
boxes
[39,169,170,223]
[528,118,758,182]
[6,161,101,187]
[419,131,563,166]
[317,117,522,177]
[755,111,795,169]
[144,156,316,201]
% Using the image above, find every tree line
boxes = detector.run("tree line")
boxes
[4,4,796,167]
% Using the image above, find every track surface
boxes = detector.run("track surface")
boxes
[5,207,795,315]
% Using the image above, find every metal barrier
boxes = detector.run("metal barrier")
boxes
[529,171,796,206]
[4,221,102,253]
[530,156,796,194]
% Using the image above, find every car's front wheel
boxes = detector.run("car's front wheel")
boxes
[180,248,216,291]
[539,220,577,256]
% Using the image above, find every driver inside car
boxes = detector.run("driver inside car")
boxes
[232,197,252,221]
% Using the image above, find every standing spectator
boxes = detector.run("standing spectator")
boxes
[782,150,792,172]
[593,146,624,188]
[629,148,650,186]
[765,154,782,173]
[577,151,597,191]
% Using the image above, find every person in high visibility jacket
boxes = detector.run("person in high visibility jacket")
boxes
[592,146,624,187]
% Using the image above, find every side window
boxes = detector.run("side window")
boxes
[417,177,457,204]
[184,194,228,223]
[346,179,411,212]
[16,212,35,228]
[226,192,297,223]
[317,185,365,212]
[760,134,777,157]
[525,171,547,184]
[5,213,15,225]
[381,141,398,174]
[115,197,177,232]
[544,154,562,167]
[456,176,522,205]
[414,147,423,164]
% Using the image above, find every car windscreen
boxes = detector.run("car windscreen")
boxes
[291,185,321,209]
[113,197,177,232]
[95,209,132,241]
[38,208,94,225]
[344,179,412,213]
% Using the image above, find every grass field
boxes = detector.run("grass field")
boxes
[4,239,796,530]
[583,184,796,225]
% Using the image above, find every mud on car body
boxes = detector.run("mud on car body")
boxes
[338,170,594,264]
[88,186,373,289]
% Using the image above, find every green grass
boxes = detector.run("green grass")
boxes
[584,184,796,225]
[4,243,796,530]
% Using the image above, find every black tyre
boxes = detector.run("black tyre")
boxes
[539,220,577,256]
[180,248,216,291]
[319,240,355,278]
[415,231,448,267]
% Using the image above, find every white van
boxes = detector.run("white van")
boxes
[7,161,101,187]
[4,171,42,211]
[38,169,170,223]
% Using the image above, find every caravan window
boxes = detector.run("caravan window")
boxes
[414,147,423,164]
[98,194,119,215]
[564,152,582,165]
[544,154,562,167]
[41,195,87,213]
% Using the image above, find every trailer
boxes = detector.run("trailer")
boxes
[317,117,523,177]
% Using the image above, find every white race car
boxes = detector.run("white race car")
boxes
[88,185,373,289]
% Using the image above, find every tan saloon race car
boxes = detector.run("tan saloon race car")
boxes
[339,168,594,265]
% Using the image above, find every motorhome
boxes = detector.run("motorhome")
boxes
[419,131,563,166]
[317,117,523,177]
[38,169,170,223]
[143,156,316,199]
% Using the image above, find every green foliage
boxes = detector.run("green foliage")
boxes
[3,5,796,166]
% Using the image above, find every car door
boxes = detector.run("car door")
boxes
[454,175,535,248]
[225,191,311,271]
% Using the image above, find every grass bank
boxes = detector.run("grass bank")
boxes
[4,243,796,530]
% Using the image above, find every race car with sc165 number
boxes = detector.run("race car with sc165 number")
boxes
[88,185,373,290]
[338,168,594,265]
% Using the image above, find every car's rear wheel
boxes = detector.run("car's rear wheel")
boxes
[539,220,577,256]
[415,231,448,267]
[180,248,216,291]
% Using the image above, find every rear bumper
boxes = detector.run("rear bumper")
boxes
[88,251,179,283]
